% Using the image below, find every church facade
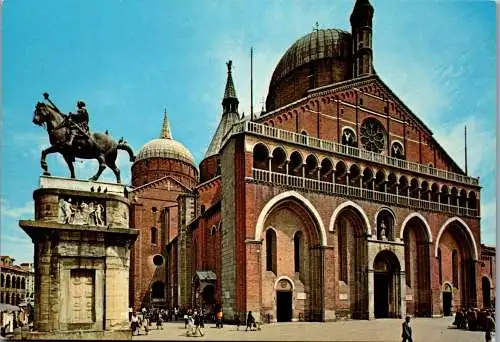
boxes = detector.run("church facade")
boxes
[128,0,495,321]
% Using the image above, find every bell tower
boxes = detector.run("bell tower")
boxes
[350,0,374,78]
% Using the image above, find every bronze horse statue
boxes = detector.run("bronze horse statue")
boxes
[33,101,135,183]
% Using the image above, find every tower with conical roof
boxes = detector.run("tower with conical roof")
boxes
[350,0,374,78]
[200,61,241,182]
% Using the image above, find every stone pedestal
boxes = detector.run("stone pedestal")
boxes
[18,176,138,339]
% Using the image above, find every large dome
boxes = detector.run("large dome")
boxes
[135,113,196,167]
[270,28,352,87]
[136,138,195,166]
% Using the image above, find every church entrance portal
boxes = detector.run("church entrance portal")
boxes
[276,291,292,322]
[482,277,491,308]
[443,284,452,316]
[373,250,401,318]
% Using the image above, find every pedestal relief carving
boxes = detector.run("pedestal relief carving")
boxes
[58,197,105,226]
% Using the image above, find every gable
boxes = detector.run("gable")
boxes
[130,175,193,196]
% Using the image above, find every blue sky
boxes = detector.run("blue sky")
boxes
[2,0,496,264]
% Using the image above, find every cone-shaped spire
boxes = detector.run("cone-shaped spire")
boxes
[160,109,172,139]
[222,60,239,113]
[205,61,241,158]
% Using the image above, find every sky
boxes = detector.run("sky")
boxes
[2,0,496,264]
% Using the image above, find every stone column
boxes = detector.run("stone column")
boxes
[368,268,375,320]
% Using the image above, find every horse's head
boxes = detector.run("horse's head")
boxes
[33,102,48,126]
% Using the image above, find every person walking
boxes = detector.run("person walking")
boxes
[130,312,140,336]
[401,315,413,342]
[246,311,255,331]
[485,310,495,342]
[216,309,223,328]
[235,314,241,331]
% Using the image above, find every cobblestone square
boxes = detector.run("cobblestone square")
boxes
[133,318,490,342]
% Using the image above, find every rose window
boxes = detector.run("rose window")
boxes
[360,119,386,153]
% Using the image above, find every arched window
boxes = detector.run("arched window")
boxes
[151,227,157,245]
[5,293,9,304]
[11,294,15,305]
[452,250,458,287]
[6,275,10,288]
[1,274,4,287]
[266,229,277,274]
[391,142,404,159]
[294,232,302,273]
[342,128,357,147]
[438,248,442,284]
[151,281,165,299]
[338,219,348,283]
[21,278,25,290]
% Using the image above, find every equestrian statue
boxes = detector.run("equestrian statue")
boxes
[33,92,135,183]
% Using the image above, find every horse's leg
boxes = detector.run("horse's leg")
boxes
[63,154,76,179]
[106,153,121,184]
[89,155,106,182]
[40,146,59,176]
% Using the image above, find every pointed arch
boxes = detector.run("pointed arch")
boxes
[400,213,433,243]
[434,217,478,260]
[328,200,371,234]
[254,190,327,246]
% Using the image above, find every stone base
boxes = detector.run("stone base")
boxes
[14,329,131,340]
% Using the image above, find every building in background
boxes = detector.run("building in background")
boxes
[19,263,34,302]
[0,256,30,306]
[128,0,495,321]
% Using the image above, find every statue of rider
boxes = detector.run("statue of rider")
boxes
[66,100,89,148]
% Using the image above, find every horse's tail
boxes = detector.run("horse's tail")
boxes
[117,141,136,162]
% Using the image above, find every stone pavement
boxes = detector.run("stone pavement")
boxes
[133,317,490,341]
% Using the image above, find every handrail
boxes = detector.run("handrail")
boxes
[251,168,479,217]
[221,121,480,186]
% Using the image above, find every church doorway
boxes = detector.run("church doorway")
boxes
[442,284,452,316]
[482,277,491,308]
[276,291,292,322]
[373,250,401,318]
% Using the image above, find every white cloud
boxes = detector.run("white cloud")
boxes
[0,199,33,219]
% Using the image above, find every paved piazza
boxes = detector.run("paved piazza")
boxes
[133,317,489,341]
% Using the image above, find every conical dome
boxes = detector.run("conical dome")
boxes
[135,113,196,166]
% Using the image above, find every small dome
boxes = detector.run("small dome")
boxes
[270,28,351,87]
[135,113,196,167]
[136,138,195,166]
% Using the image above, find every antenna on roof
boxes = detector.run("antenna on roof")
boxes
[250,47,254,122]
[464,125,468,175]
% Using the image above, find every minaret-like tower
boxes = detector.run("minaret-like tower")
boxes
[350,0,374,77]
[200,60,241,182]
[222,60,239,114]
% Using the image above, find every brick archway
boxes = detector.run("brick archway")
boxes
[255,191,327,245]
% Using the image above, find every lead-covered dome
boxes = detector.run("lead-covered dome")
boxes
[136,138,195,166]
[135,114,195,167]
[266,28,352,111]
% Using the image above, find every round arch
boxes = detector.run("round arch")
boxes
[375,206,397,228]
[400,213,433,243]
[434,217,478,260]
[329,200,371,235]
[254,191,327,246]
[274,276,296,291]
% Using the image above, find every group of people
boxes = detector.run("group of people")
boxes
[128,305,263,337]
[453,308,495,341]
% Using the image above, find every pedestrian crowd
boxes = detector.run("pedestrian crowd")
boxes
[453,308,495,341]
[128,305,263,337]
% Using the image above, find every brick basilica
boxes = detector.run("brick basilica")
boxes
[128,0,495,321]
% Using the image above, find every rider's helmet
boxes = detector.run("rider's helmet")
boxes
[77,100,86,108]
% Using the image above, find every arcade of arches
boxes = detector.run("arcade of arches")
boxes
[253,193,487,321]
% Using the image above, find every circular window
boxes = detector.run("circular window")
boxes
[153,254,164,266]
[360,119,386,153]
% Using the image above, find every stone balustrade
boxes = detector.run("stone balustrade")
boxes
[250,168,479,217]
[221,121,480,186]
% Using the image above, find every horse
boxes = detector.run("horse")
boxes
[32,101,135,183]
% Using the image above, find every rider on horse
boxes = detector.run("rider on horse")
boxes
[66,100,90,148]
